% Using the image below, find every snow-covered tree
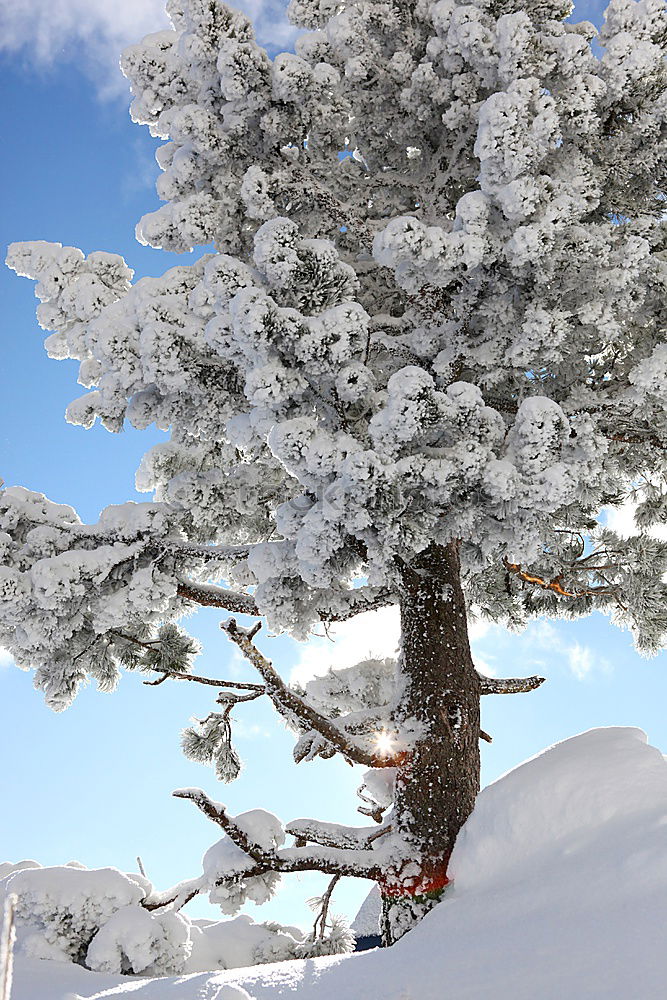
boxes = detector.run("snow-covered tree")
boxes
[5,0,667,946]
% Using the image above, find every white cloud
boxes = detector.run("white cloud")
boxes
[0,648,14,669]
[233,718,271,740]
[567,642,595,681]
[604,499,667,542]
[291,606,401,687]
[469,618,609,683]
[290,608,495,687]
[604,500,638,539]
[0,0,169,95]
[530,623,606,680]
[0,0,295,96]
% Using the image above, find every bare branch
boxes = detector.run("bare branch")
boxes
[504,559,615,599]
[479,674,546,695]
[480,729,493,743]
[311,874,341,941]
[143,673,170,686]
[220,619,399,769]
[143,667,264,692]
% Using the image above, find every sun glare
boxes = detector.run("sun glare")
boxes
[375,730,394,756]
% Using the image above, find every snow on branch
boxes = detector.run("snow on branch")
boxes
[286,818,392,851]
[176,580,260,616]
[324,587,396,622]
[173,790,270,865]
[153,789,387,911]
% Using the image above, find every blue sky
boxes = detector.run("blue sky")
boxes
[1,0,666,931]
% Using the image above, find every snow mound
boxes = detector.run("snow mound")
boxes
[451,725,667,889]
[11,728,667,1000]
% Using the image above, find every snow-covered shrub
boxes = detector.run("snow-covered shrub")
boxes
[86,905,191,976]
[4,864,148,965]
[1,858,346,976]
[184,914,304,973]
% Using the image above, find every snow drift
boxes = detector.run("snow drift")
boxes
[11,727,667,1000]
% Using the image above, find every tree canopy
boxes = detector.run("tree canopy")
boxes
[4,0,667,945]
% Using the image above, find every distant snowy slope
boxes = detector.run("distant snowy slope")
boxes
[12,728,667,1000]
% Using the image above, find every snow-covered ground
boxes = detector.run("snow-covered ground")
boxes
[11,727,667,1000]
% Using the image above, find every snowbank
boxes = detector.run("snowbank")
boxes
[11,728,667,1000]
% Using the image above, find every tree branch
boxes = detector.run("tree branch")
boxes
[166,540,252,561]
[159,788,386,913]
[143,667,264,693]
[323,587,396,622]
[143,877,205,912]
[173,789,269,864]
[605,432,667,450]
[504,560,615,599]
[286,818,392,851]
[311,874,341,941]
[108,629,266,692]
[176,580,395,624]
[220,619,399,769]
[479,674,546,695]
[176,580,260,615]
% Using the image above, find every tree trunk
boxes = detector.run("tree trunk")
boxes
[380,541,481,945]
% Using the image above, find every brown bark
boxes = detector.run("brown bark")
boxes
[381,541,481,945]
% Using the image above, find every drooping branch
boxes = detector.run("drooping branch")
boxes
[311,874,341,942]
[220,618,400,768]
[479,674,546,695]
